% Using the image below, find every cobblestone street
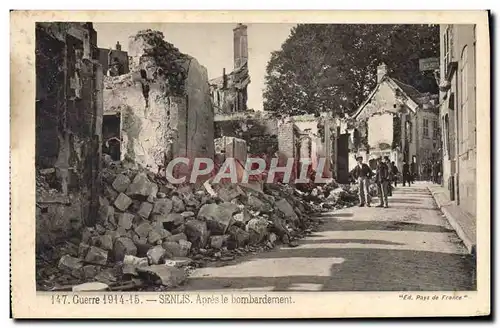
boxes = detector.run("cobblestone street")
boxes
[178,183,476,292]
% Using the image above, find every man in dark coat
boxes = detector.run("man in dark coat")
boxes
[410,160,417,183]
[375,157,390,208]
[385,156,393,196]
[402,160,411,187]
[350,156,373,207]
[390,161,399,187]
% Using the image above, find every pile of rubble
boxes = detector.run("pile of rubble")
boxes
[36,160,359,291]
[295,182,359,211]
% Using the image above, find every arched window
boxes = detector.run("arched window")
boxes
[460,46,469,154]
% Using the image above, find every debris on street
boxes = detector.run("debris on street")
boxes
[36,160,359,291]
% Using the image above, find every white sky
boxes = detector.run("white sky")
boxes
[93,23,296,111]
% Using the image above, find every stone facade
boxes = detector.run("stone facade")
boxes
[35,22,104,250]
[439,24,477,218]
[210,24,250,114]
[348,64,441,173]
[103,30,215,172]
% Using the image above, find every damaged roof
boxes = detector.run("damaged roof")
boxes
[209,62,250,90]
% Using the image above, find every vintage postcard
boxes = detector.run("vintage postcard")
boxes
[10,10,490,318]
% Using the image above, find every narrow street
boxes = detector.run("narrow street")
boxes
[177,183,476,292]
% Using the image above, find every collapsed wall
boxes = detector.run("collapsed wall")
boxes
[104,30,215,172]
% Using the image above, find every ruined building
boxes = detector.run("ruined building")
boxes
[103,30,215,173]
[346,63,441,176]
[36,22,104,249]
[98,41,130,77]
[209,23,250,113]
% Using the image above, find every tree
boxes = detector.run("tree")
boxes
[263,24,439,116]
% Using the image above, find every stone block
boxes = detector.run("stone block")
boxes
[135,222,153,239]
[82,265,99,280]
[85,246,108,265]
[113,237,137,261]
[117,212,134,230]
[162,241,182,258]
[91,235,114,251]
[126,172,158,199]
[171,196,185,213]
[178,239,192,257]
[112,174,131,193]
[198,202,239,234]
[114,193,133,211]
[210,235,229,249]
[276,199,299,222]
[147,245,167,265]
[58,255,83,272]
[152,199,173,215]
[165,232,188,243]
[184,219,209,248]
[247,194,272,212]
[147,229,164,245]
[138,202,153,219]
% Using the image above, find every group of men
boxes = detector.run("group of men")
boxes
[350,156,408,208]
[421,160,442,184]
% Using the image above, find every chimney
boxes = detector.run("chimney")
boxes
[233,23,248,69]
[377,63,388,83]
[115,41,122,51]
[222,68,227,89]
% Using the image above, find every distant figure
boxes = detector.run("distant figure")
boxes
[350,156,373,207]
[384,157,393,196]
[402,160,411,187]
[390,161,399,187]
[410,160,417,183]
[433,161,441,184]
[375,157,390,208]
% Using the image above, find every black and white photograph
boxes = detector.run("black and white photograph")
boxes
[10,10,490,318]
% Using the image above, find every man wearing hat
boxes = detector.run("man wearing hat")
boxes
[375,156,390,208]
[350,156,373,207]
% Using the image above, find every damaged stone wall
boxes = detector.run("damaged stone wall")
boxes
[36,22,104,251]
[103,30,214,172]
[214,112,279,156]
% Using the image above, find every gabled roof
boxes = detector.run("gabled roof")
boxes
[351,75,422,120]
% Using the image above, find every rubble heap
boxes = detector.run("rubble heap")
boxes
[36,159,359,291]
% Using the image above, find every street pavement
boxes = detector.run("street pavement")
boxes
[176,183,476,292]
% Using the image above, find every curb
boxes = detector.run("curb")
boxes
[427,186,476,256]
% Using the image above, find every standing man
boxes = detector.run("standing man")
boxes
[385,156,393,196]
[350,156,373,207]
[402,160,411,187]
[433,160,441,184]
[375,157,390,208]
[410,159,417,184]
[391,161,399,187]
